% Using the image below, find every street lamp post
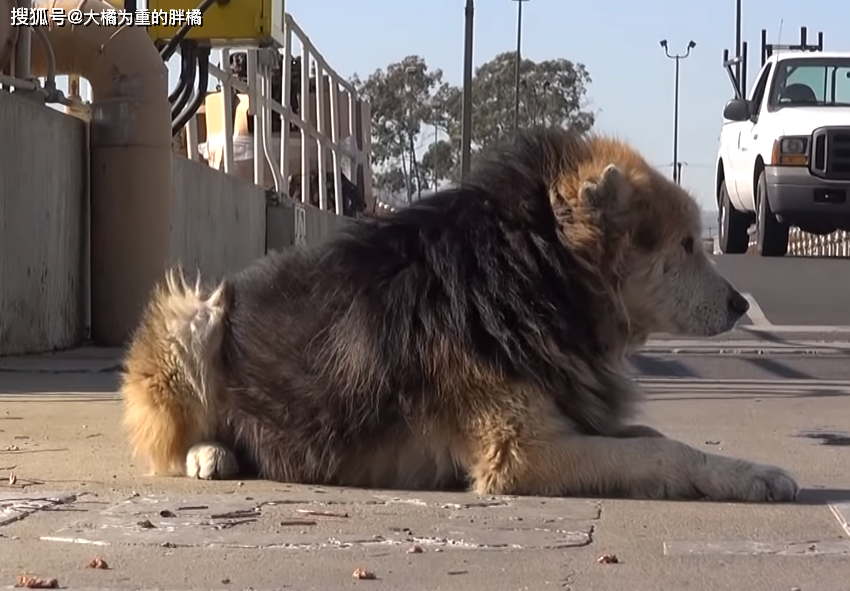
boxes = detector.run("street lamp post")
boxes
[511,0,531,132]
[659,39,695,185]
[460,0,475,180]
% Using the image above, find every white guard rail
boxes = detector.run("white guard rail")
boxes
[178,13,368,216]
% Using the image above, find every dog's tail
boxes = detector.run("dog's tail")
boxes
[121,267,227,475]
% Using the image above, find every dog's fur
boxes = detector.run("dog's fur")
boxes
[121,127,799,502]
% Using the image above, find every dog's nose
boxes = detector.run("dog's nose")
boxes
[727,290,749,316]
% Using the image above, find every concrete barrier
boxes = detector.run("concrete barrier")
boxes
[0,92,87,356]
[0,95,353,356]
[266,197,353,253]
[170,155,266,283]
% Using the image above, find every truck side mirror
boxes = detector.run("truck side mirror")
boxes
[723,98,751,122]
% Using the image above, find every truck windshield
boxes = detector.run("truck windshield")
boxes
[769,58,850,107]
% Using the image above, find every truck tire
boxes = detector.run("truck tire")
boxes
[718,180,750,254]
[756,169,789,257]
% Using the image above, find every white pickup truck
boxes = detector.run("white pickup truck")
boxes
[715,50,850,256]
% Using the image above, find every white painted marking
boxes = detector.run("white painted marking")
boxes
[738,325,850,334]
[829,503,850,537]
[638,377,850,394]
[663,540,850,556]
[742,292,773,327]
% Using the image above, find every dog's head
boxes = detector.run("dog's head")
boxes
[552,137,748,342]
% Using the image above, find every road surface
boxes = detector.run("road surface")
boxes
[0,256,849,591]
[712,254,850,328]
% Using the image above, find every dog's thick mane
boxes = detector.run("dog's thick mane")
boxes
[222,128,637,450]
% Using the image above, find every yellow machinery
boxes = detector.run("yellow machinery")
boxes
[146,0,285,47]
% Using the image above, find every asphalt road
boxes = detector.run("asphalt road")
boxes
[712,254,850,327]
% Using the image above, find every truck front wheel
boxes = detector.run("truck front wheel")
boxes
[718,180,750,254]
[756,169,789,257]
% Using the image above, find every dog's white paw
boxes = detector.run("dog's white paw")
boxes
[696,457,800,503]
[185,442,239,480]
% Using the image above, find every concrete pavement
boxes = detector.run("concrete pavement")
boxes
[712,254,850,327]
[0,343,849,591]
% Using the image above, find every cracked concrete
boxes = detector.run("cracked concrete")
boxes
[39,492,598,551]
[1,345,850,590]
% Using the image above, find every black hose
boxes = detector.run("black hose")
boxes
[159,0,225,62]
[171,48,197,119]
[172,47,211,136]
[168,42,194,104]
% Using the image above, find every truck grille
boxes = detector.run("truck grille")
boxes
[810,127,850,180]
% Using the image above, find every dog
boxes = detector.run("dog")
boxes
[121,127,799,502]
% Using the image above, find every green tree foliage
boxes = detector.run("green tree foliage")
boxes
[353,51,594,202]
[351,56,445,202]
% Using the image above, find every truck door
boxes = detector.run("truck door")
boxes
[733,62,774,210]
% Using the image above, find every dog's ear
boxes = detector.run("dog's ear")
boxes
[579,164,662,252]
[579,163,633,230]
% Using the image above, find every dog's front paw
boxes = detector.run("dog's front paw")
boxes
[186,442,239,480]
[696,458,799,503]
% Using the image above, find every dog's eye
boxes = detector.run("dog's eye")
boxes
[681,236,694,254]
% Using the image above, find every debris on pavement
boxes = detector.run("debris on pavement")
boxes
[14,575,59,588]
[352,567,377,580]
[279,519,318,526]
[86,557,109,569]
[597,553,620,564]
[8,473,16,485]
[136,519,156,529]
[406,544,423,554]
[298,509,349,518]
[158,510,176,518]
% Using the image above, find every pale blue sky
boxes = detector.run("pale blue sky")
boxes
[282,0,848,212]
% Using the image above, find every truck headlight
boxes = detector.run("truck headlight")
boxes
[772,136,809,166]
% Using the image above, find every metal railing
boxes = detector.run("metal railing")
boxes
[177,13,369,217]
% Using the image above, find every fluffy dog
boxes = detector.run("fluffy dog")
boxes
[121,127,799,502]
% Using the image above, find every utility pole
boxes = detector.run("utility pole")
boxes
[659,39,696,185]
[460,0,474,180]
[511,0,531,132]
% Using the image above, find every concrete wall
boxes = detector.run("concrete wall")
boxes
[170,155,266,283]
[0,91,87,355]
[0,95,351,356]
[266,197,353,253]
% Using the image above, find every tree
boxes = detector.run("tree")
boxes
[436,52,595,179]
[420,140,456,188]
[351,56,445,203]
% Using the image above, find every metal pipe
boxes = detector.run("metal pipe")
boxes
[511,0,529,132]
[29,24,56,94]
[0,72,39,92]
[169,44,194,104]
[460,0,474,180]
[171,44,197,118]
[172,47,209,134]
[30,0,172,346]
[13,0,32,80]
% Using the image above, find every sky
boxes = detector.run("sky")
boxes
[279,0,849,217]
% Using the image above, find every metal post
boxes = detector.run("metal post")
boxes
[659,40,695,186]
[460,0,474,180]
[13,0,32,81]
[511,0,530,132]
[734,0,742,85]
[673,56,680,184]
